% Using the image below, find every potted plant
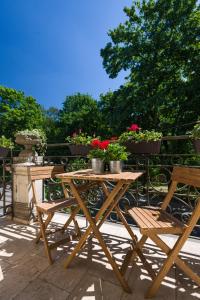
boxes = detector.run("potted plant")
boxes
[65,132,95,156]
[88,139,110,174]
[0,136,14,157]
[15,129,47,164]
[189,123,200,153]
[106,143,129,173]
[119,124,162,154]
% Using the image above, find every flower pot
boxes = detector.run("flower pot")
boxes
[68,144,92,156]
[0,147,9,157]
[34,156,44,165]
[123,140,161,154]
[91,158,104,174]
[193,139,200,154]
[109,160,123,174]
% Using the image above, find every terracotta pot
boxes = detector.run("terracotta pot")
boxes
[68,144,92,156]
[123,140,161,154]
[0,147,9,157]
[193,140,200,154]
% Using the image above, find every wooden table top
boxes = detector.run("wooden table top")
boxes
[56,169,144,182]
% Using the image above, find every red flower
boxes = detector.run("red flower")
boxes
[128,124,139,131]
[91,139,101,148]
[99,140,110,150]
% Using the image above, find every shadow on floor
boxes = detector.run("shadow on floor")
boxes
[0,218,200,300]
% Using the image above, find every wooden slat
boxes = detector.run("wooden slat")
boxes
[128,207,186,234]
[29,165,64,180]
[128,207,155,229]
[135,208,160,228]
[56,169,144,182]
[172,167,200,187]
[137,207,171,229]
[37,198,77,213]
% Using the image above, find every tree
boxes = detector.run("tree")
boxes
[101,0,200,134]
[60,93,101,138]
[43,106,62,143]
[0,86,45,138]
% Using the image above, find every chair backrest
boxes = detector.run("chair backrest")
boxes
[161,166,200,211]
[172,166,200,188]
[29,165,65,181]
[29,165,65,206]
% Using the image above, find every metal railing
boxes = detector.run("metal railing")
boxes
[0,158,13,217]
[43,153,200,237]
[1,149,200,237]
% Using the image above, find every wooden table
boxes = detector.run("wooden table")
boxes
[56,169,144,293]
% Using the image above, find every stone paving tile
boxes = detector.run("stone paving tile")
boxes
[0,268,31,300]
[123,261,176,300]
[175,254,200,300]
[1,217,200,300]
[13,278,69,300]
[10,254,49,281]
[39,256,88,293]
[69,273,123,300]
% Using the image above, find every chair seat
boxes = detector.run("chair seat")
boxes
[128,206,187,234]
[37,197,77,213]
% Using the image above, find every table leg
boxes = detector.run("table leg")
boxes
[64,179,132,293]
[100,182,138,243]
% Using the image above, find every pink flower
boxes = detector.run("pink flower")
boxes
[72,132,77,137]
[128,124,140,131]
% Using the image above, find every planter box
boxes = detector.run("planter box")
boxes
[0,147,9,157]
[67,144,92,156]
[193,140,200,154]
[123,140,161,154]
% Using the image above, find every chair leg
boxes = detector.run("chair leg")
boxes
[120,235,148,274]
[37,211,53,265]
[35,212,54,244]
[150,233,200,287]
[62,206,81,236]
[146,232,190,298]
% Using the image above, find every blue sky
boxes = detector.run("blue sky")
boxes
[0,0,132,108]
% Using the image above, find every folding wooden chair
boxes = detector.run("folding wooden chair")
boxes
[29,165,81,264]
[127,166,200,298]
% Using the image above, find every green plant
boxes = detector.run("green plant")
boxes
[106,143,129,161]
[87,148,106,160]
[66,158,88,171]
[65,133,95,145]
[189,123,200,140]
[87,139,110,160]
[119,130,162,143]
[15,129,47,155]
[0,136,14,149]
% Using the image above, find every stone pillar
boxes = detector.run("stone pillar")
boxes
[12,164,43,224]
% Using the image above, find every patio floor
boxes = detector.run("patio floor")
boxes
[0,213,200,300]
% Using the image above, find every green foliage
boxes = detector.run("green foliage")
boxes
[0,86,45,138]
[15,129,47,155]
[87,149,106,160]
[66,133,95,145]
[119,130,162,143]
[60,93,101,138]
[0,135,14,149]
[190,123,200,139]
[43,107,62,143]
[100,0,200,134]
[106,143,129,161]
[66,158,88,171]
